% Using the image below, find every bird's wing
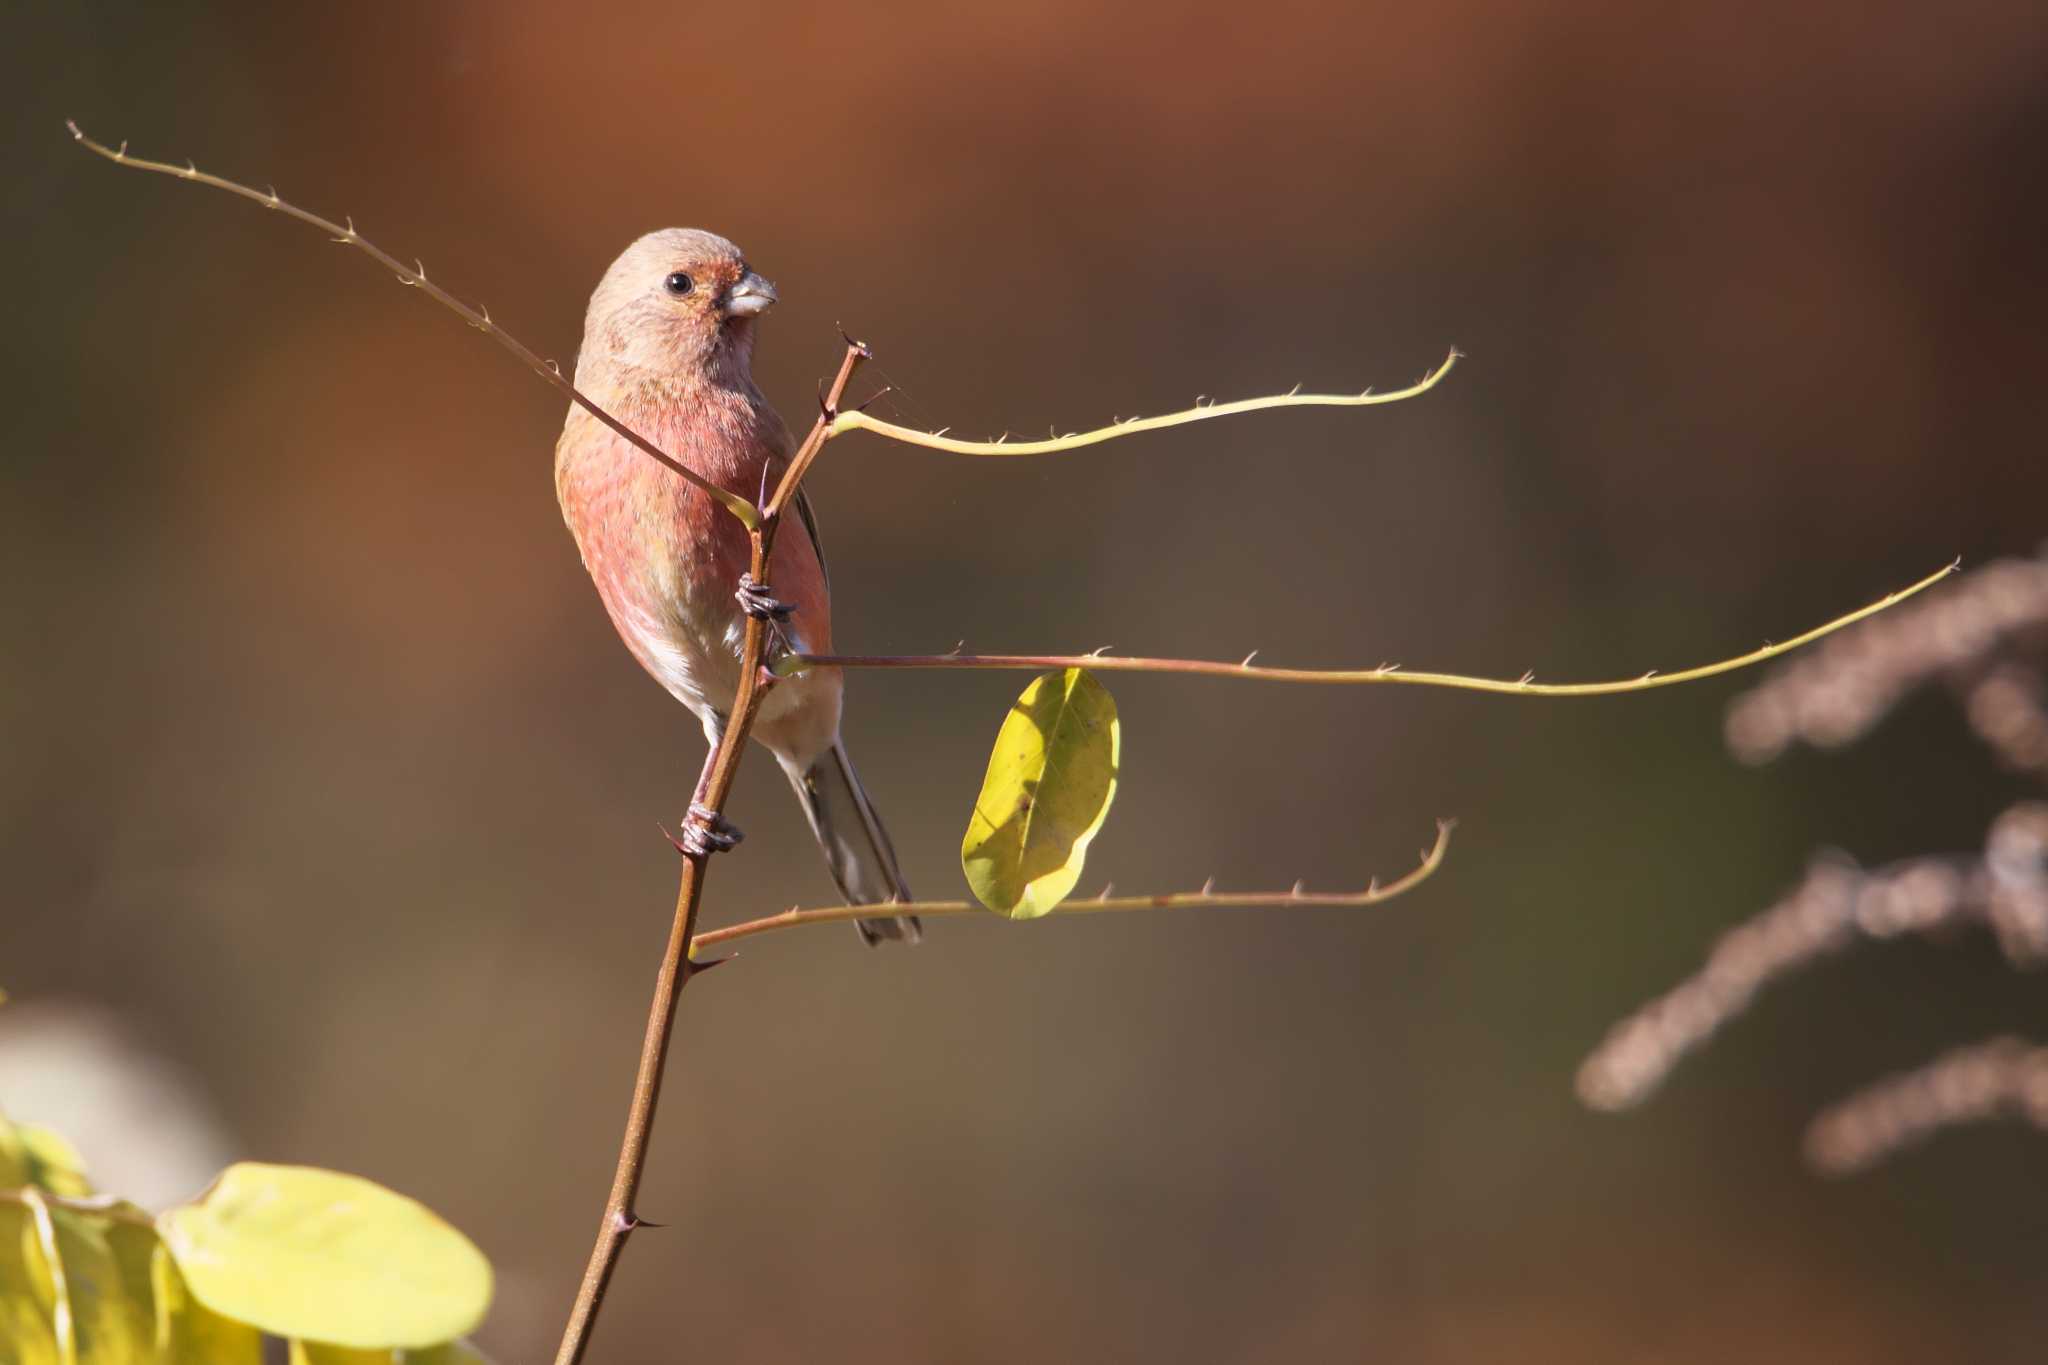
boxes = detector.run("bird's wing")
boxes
[793,485,829,594]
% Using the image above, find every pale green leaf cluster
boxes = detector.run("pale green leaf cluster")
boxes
[0,1111,492,1364]
[962,669,1121,918]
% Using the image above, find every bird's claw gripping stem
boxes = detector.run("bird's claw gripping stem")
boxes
[678,803,745,857]
[734,572,794,622]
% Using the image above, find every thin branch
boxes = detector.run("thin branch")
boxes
[779,562,1959,693]
[829,350,1458,455]
[1725,546,2048,765]
[691,820,1455,956]
[765,341,867,523]
[64,122,762,529]
[552,342,867,1365]
[0,1187,157,1230]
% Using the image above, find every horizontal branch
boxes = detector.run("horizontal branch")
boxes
[778,562,1959,695]
[829,351,1459,456]
[690,820,1452,957]
[64,121,761,528]
[0,1187,156,1230]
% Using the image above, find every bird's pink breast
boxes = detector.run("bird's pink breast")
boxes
[554,381,835,741]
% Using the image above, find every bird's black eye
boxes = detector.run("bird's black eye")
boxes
[664,272,694,297]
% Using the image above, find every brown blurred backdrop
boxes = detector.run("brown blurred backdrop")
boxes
[7,2,2048,1360]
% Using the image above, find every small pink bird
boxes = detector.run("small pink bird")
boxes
[554,229,917,944]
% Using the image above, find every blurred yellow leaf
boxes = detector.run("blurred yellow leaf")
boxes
[290,1342,394,1364]
[290,1337,490,1364]
[157,1164,492,1350]
[146,1237,262,1365]
[0,1191,156,1365]
[961,668,1121,919]
[0,1199,61,1364]
[22,1129,93,1201]
[47,1203,155,1365]
[0,1114,93,1199]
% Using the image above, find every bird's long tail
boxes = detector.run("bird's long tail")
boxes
[787,739,920,945]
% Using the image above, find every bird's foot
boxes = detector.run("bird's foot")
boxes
[677,803,745,857]
[734,573,794,622]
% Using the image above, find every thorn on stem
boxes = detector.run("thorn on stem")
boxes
[837,327,873,360]
[1201,877,1216,895]
[1241,650,1260,667]
[615,1210,667,1233]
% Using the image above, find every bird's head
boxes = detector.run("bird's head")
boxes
[578,228,777,385]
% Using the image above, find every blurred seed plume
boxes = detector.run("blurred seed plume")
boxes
[1804,1036,2048,1176]
[1580,548,2048,1172]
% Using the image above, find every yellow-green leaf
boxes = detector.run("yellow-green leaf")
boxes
[0,1198,61,1365]
[291,1342,397,1365]
[289,1338,489,1364]
[148,1238,262,1365]
[2,1191,156,1365]
[49,1204,155,1365]
[961,668,1121,919]
[157,1164,492,1350]
[0,1114,93,1199]
[23,1128,94,1201]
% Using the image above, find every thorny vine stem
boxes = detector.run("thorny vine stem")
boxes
[778,562,1959,695]
[64,121,762,527]
[829,351,1459,455]
[692,820,1454,955]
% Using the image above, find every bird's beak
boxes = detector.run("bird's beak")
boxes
[724,271,778,318]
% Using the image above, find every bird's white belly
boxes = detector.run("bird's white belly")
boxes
[622,594,818,737]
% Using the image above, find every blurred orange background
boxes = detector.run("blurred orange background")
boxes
[7,2,2048,1359]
